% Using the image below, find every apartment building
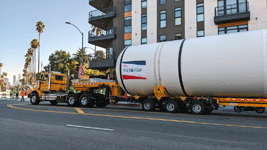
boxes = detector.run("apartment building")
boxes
[88,0,267,71]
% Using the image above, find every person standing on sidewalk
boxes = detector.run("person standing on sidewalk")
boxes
[10,89,14,100]
[15,89,19,100]
[20,89,25,101]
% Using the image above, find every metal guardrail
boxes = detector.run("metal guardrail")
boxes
[215,2,249,16]
[88,27,116,38]
[89,6,116,20]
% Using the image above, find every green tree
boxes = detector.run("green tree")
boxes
[44,50,76,75]
[73,48,89,64]
[36,21,45,73]
[95,50,106,60]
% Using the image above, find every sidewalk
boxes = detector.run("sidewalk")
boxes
[0,97,30,101]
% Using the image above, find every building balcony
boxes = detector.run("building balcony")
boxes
[88,27,116,48]
[89,6,116,29]
[88,58,115,71]
[214,2,250,24]
[89,0,113,10]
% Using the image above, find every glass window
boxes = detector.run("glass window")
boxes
[197,30,205,37]
[124,40,132,46]
[125,0,131,5]
[106,47,113,59]
[174,33,182,40]
[160,10,166,28]
[217,0,248,15]
[160,0,166,5]
[125,17,132,26]
[175,8,182,26]
[175,0,181,1]
[125,17,132,33]
[55,75,63,81]
[197,3,204,22]
[160,35,166,42]
[125,5,132,12]
[141,14,147,31]
[141,38,147,44]
[124,26,132,33]
[218,24,248,35]
[142,0,147,8]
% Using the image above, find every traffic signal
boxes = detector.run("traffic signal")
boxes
[76,64,79,72]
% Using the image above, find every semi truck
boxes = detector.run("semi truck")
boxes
[29,29,267,115]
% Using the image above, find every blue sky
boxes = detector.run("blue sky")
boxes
[0,0,100,84]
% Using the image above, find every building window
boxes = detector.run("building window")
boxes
[124,17,132,33]
[218,24,248,35]
[197,30,205,37]
[174,33,182,40]
[197,3,204,22]
[175,8,181,26]
[106,47,113,59]
[160,0,166,5]
[217,0,247,16]
[160,35,167,42]
[160,10,166,28]
[141,14,147,31]
[142,38,147,44]
[125,0,132,12]
[125,40,132,46]
[142,0,147,8]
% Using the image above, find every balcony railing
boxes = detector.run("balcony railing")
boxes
[89,0,113,10]
[215,2,249,16]
[89,27,116,38]
[214,2,250,24]
[89,6,116,20]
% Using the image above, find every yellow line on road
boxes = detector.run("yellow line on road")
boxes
[6,104,267,129]
[74,108,84,114]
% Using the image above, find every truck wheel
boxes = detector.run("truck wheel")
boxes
[80,94,90,107]
[30,93,40,105]
[67,94,77,107]
[165,99,179,113]
[255,107,265,114]
[142,99,155,111]
[234,106,242,113]
[191,102,205,115]
[50,101,57,105]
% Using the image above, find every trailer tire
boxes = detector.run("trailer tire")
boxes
[67,94,77,107]
[30,93,40,105]
[165,99,179,113]
[50,101,57,105]
[255,107,265,114]
[191,101,205,115]
[234,106,242,113]
[142,99,155,111]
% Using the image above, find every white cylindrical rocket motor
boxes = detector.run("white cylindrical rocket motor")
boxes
[116,30,267,98]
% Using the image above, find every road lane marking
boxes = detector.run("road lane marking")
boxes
[66,124,114,131]
[74,108,84,114]
[7,104,267,129]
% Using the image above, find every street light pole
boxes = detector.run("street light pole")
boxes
[65,22,84,64]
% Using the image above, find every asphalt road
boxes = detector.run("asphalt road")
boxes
[0,99,267,150]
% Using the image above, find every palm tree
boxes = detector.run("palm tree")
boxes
[30,39,40,74]
[36,21,45,73]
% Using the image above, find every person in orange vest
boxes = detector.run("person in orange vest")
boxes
[20,89,25,101]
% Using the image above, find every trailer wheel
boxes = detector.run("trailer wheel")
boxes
[255,107,265,114]
[234,106,242,113]
[142,99,155,111]
[191,102,205,115]
[50,101,57,105]
[165,99,179,113]
[80,94,93,107]
[67,94,77,107]
[30,93,40,105]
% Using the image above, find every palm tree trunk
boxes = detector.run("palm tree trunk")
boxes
[38,33,40,73]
